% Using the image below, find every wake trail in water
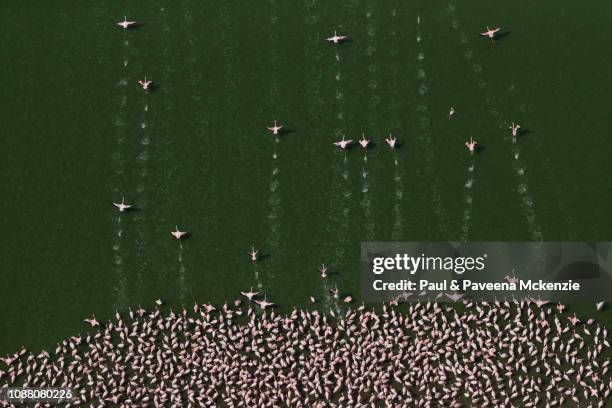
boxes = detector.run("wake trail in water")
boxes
[133,92,151,298]
[325,41,352,314]
[155,0,188,299]
[264,0,281,286]
[459,159,476,242]
[446,4,545,241]
[362,2,378,242]
[302,0,331,307]
[327,1,360,313]
[177,243,186,304]
[321,42,348,314]
[171,0,201,305]
[415,12,450,239]
[111,25,130,311]
[387,9,404,242]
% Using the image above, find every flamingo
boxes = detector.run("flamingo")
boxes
[325,30,347,44]
[319,264,328,278]
[266,120,283,135]
[504,275,519,284]
[385,134,397,149]
[248,247,258,261]
[170,226,188,239]
[117,17,136,29]
[509,122,521,137]
[83,316,99,327]
[255,296,274,310]
[480,26,501,42]
[444,293,465,302]
[240,288,259,301]
[358,133,371,149]
[112,198,132,212]
[333,136,353,150]
[138,76,153,90]
[465,137,477,153]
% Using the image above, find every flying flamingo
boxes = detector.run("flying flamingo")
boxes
[138,76,153,90]
[444,293,465,302]
[385,134,397,149]
[170,226,188,240]
[117,17,136,29]
[255,296,274,310]
[248,247,258,261]
[480,26,501,42]
[333,136,353,150]
[358,133,371,149]
[83,316,100,327]
[465,138,477,153]
[266,120,283,135]
[318,264,328,278]
[325,30,347,44]
[504,274,519,284]
[509,122,521,138]
[240,288,259,301]
[112,198,132,212]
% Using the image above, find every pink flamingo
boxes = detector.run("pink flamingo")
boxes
[170,226,188,240]
[480,26,501,42]
[138,76,153,90]
[465,138,477,153]
[318,264,328,278]
[333,136,353,150]
[266,120,283,135]
[567,314,581,325]
[385,134,397,149]
[325,30,347,44]
[358,133,371,149]
[112,197,131,212]
[504,274,519,284]
[117,17,136,29]
[248,247,258,261]
[509,122,521,138]
[255,296,274,310]
[240,287,259,301]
